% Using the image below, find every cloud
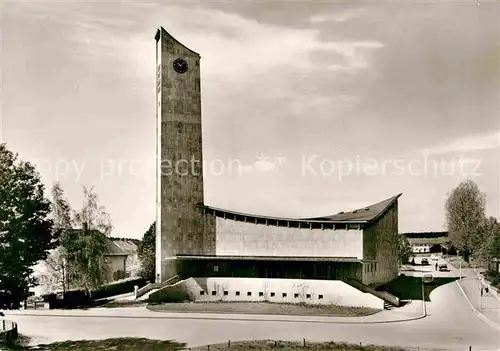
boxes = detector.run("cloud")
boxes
[30,4,382,80]
[238,157,278,175]
[308,9,365,24]
[422,131,500,155]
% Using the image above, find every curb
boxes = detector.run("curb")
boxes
[456,279,500,332]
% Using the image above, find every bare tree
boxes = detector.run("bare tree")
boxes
[50,182,74,295]
[445,180,486,262]
[43,248,67,293]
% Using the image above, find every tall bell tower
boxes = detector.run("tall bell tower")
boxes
[155,27,215,283]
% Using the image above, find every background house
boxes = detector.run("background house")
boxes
[401,231,451,255]
[31,237,141,295]
[107,238,141,278]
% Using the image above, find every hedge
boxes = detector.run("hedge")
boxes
[41,277,147,308]
[92,277,147,300]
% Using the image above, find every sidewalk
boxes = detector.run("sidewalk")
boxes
[5,300,424,324]
[458,275,500,329]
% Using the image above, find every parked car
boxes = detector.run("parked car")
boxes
[421,258,429,265]
[439,263,448,271]
[423,273,434,284]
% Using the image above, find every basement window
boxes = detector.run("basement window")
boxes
[200,291,205,296]
[211,291,216,296]
[235,291,240,296]
[224,291,228,296]
[294,293,299,298]
[247,291,252,296]
[259,292,264,297]
[282,293,287,298]
[318,294,323,299]
[306,294,311,299]
[270,292,275,297]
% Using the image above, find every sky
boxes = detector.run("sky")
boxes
[2,0,499,239]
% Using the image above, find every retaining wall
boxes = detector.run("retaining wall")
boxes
[0,319,18,344]
[178,277,384,309]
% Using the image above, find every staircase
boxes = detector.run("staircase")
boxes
[343,278,400,308]
[383,301,395,310]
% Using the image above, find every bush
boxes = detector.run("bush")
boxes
[491,275,500,287]
[92,277,147,300]
[483,270,500,288]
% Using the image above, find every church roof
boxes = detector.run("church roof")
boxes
[199,193,402,224]
[303,194,402,223]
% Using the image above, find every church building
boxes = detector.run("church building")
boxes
[152,27,401,307]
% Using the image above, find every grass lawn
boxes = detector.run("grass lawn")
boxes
[98,300,148,308]
[377,275,458,302]
[192,340,446,350]
[3,338,445,350]
[147,301,380,317]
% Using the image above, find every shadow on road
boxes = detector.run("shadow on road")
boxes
[2,336,187,350]
[377,276,459,302]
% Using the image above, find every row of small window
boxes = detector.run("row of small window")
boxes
[199,290,323,299]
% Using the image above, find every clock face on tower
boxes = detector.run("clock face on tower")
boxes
[173,58,188,74]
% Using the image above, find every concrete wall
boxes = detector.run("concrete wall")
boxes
[125,253,140,277]
[179,277,384,309]
[155,28,216,282]
[362,202,399,286]
[215,218,363,258]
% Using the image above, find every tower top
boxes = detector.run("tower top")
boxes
[154,27,200,57]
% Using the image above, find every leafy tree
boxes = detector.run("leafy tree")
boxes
[137,222,155,282]
[0,143,56,310]
[69,186,113,295]
[397,235,412,266]
[445,180,486,262]
[478,216,500,264]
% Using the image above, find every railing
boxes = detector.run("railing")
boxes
[0,319,18,344]
[135,275,180,299]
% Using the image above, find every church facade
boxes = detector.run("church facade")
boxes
[155,27,401,289]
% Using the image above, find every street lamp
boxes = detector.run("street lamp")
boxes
[478,276,483,310]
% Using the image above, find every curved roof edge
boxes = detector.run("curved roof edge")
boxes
[304,193,402,223]
[155,27,200,57]
[198,193,402,224]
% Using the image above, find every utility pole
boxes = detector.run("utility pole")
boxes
[458,250,462,280]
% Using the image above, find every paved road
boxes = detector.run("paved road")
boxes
[5,259,500,350]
